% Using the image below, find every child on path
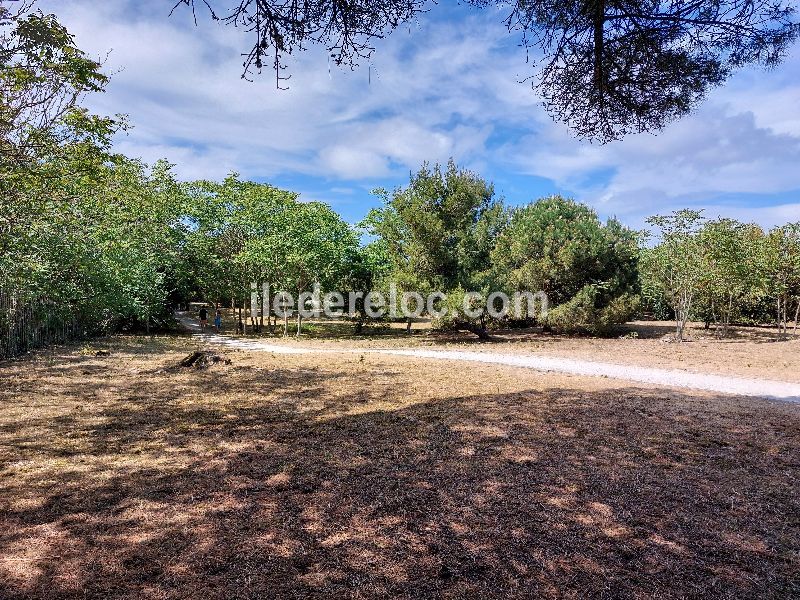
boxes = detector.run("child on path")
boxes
[198,306,208,330]
[214,305,222,332]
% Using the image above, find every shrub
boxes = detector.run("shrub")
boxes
[544,284,640,335]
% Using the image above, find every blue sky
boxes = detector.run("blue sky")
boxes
[41,0,800,229]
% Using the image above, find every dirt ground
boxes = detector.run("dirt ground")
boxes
[1,336,798,598]
[465,321,800,383]
[212,314,800,383]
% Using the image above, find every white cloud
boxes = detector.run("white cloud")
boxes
[35,0,800,229]
[40,0,523,182]
[319,146,391,179]
[505,61,800,226]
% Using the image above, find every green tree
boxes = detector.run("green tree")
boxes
[0,2,113,165]
[696,218,765,336]
[641,209,705,341]
[763,223,800,337]
[0,5,171,354]
[339,239,391,334]
[491,195,639,334]
[365,160,503,338]
[278,201,359,335]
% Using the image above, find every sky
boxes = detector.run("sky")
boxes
[38,0,800,230]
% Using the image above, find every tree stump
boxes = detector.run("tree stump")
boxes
[175,350,230,369]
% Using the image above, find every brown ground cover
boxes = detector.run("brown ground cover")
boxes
[213,314,800,382]
[1,336,798,598]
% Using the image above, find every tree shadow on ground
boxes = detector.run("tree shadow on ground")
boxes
[1,354,799,599]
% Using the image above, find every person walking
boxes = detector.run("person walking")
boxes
[214,305,222,332]
[198,305,208,330]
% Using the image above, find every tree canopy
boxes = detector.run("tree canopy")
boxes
[491,196,640,333]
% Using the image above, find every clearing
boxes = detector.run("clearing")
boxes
[185,313,800,400]
[1,333,798,598]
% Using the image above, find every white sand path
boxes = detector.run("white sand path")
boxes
[180,315,800,403]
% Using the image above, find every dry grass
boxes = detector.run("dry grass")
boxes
[223,316,800,382]
[1,336,799,598]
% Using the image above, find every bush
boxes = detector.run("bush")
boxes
[544,285,640,335]
[430,287,492,339]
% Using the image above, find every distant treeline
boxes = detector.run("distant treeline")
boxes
[3,155,799,356]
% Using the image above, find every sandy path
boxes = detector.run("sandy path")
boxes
[181,316,800,402]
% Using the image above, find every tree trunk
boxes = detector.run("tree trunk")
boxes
[784,297,789,335]
[721,294,733,338]
[453,320,490,340]
[296,312,302,336]
[675,290,692,341]
[794,297,799,335]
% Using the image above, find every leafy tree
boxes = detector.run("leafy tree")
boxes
[181,173,359,336]
[763,223,800,337]
[340,239,392,334]
[365,160,503,338]
[0,4,163,353]
[1,2,121,272]
[641,209,705,340]
[641,214,800,338]
[94,159,191,332]
[0,1,113,165]
[182,175,299,332]
[176,0,799,141]
[182,178,242,311]
[277,201,359,335]
[695,218,764,336]
[491,195,639,334]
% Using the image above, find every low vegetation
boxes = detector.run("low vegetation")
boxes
[1,337,798,598]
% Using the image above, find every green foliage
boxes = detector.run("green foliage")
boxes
[492,196,639,333]
[641,210,705,339]
[364,160,504,335]
[0,3,119,170]
[431,286,482,329]
[763,223,800,336]
[544,285,640,336]
[366,160,502,293]
[182,175,300,305]
[0,6,194,341]
[640,212,800,339]
[279,201,360,293]
[181,174,359,333]
[695,219,765,333]
[4,3,799,354]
